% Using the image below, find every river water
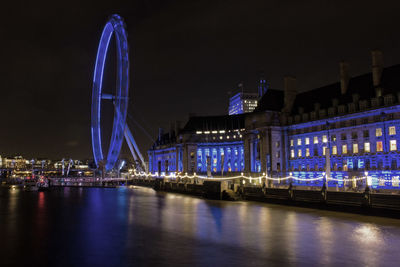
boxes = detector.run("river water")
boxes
[1,186,400,267]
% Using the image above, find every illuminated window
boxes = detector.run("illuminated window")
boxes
[290,149,294,158]
[323,147,326,156]
[290,139,294,146]
[390,140,397,151]
[276,141,280,148]
[389,126,396,135]
[376,128,382,137]
[322,135,327,143]
[331,135,336,142]
[314,136,318,144]
[298,149,302,157]
[342,144,347,154]
[297,139,302,145]
[343,163,348,171]
[376,141,383,152]
[353,143,358,154]
[305,137,310,145]
[332,146,337,155]
[364,142,370,153]
[306,148,310,157]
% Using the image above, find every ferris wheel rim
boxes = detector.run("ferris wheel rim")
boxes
[91,14,129,171]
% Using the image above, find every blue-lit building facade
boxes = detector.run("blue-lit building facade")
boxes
[148,115,247,176]
[148,50,400,190]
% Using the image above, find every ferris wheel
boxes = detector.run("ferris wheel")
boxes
[91,14,146,172]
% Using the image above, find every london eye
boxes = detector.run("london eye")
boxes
[91,14,146,172]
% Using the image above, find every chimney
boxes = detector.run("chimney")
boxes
[283,76,297,113]
[372,50,383,87]
[339,61,350,95]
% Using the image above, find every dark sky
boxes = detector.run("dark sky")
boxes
[1,0,400,160]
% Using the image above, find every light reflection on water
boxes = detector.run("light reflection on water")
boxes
[1,186,400,266]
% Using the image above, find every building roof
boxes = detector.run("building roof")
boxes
[180,114,246,133]
[253,88,284,112]
[291,64,400,115]
[255,64,400,115]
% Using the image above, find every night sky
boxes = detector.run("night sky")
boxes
[1,0,400,160]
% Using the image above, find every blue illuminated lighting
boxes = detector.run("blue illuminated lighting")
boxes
[288,170,400,189]
[91,14,129,171]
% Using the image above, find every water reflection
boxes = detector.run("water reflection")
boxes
[1,186,400,266]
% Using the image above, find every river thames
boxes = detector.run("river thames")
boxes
[1,186,400,266]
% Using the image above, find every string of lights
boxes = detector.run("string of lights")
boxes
[132,170,384,183]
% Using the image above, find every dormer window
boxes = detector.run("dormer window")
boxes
[371,98,379,107]
[359,100,368,110]
[328,107,335,116]
[338,105,346,114]
[348,103,355,113]
[384,94,394,106]
[310,111,316,120]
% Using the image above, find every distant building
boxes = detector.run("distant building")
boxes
[228,92,259,115]
[228,78,269,115]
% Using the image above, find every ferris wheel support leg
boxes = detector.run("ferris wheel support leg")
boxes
[124,124,148,173]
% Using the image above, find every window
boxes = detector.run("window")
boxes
[314,148,318,156]
[363,130,369,138]
[353,143,358,154]
[297,138,302,145]
[276,141,280,148]
[313,136,318,144]
[389,126,396,135]
[305,137,310,145]
[377,141,383,152]
[323,147,326,156]
[331,135,337,142]
[332,146,337,155]
[390,140,397,151]
[298,149,302,157]
[364,142,370,153]
[341,133,347,140]
[290,139,294,146]
[376,128,382,137]
[306,148,310,157]
[276,151,280,158]
[290,149,294,158]
[342,144,348,154]
[351,132,358,139]
[322,135,328,143]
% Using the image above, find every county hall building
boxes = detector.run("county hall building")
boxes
[148,50,400,189]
